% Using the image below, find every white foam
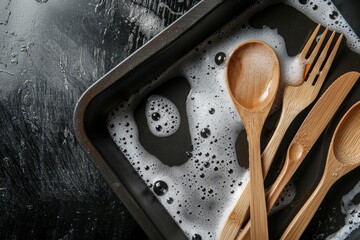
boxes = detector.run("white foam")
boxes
[326,181,360,240]
[285,0,360,54]
[107,1,359,239]
[145,95,181,137]
[270,180,297,215]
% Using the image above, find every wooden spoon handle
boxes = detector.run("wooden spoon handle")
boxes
[237,148,299,240]
[280,173,334,240]
[247,123,269,240]
[220,111,296,240]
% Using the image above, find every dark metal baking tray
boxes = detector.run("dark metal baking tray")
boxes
[74,0,360,239]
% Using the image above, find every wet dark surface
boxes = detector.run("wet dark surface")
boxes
[0,0,359,240]
[0,0,199,239]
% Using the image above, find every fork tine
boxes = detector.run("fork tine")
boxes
[302,25,328,79]
[306,31,336,84]
[306,27,328,65]
[300,24,321,60]
[313,34,343,91]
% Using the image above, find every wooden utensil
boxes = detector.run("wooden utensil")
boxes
[226,40,280,240]
[281,100,360,240]
[221,25,343,240]
[237,71,360,240]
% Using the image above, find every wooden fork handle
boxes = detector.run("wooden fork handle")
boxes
[262,110,298,175]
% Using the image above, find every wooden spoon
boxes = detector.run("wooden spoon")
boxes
[227,40,280,240]
[281,101,360,240]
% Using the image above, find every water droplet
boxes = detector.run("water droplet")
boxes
[312,5,318,10]
[156,125,162,132]
[167,197,173,204]
[200,128,211,138]
[192,234,202,240]
[209,108,215,114]
[186,151,193,158]
[299,0,308,4]
[329,11,339,20]
[215,52,226,65]
[151,112,161,121]
[153,180,168,196]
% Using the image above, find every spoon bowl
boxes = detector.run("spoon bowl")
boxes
[333,103,360,164]
[227,41,280,112]
[226,40,280,240]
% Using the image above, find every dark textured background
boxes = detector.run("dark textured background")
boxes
[0,0,359,239]
[0,0,199,239]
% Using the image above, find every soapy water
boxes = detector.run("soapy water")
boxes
[326,181,360,240]
[286,0,360,54]
[270,180,296,215]
[108,24,296,240]
[145,95,181,137]
[107,0,360,239]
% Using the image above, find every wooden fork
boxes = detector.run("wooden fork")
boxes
[220,24,343,240]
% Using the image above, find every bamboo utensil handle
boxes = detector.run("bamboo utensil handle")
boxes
[237,72,360,240]
[282,101,360,239]
[222,26,344,240]
[266,141,308,211]
[280,168,334,240]
[237,141,308,240]
[246,119,269,240]
[221,110,297,240]
[262,110,299,176]
[226,41,280,240]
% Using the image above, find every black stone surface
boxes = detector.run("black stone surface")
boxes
[0,0,199,239]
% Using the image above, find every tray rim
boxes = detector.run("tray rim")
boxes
[73,1,229,239]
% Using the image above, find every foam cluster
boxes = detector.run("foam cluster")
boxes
[270,180,296,215]
[325,181,360,240]
[145,95,181,137]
